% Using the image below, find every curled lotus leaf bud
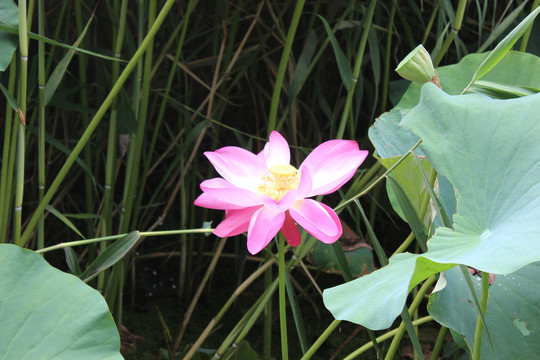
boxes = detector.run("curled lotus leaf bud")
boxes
[395,44,436,84]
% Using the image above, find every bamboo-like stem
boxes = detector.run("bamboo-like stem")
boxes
[37,0,45,250]
[171,236,228,354]
[43,1,69,74]
[118,0,156,234]
[211,279,280,360]
[472,272,490,360]
[182,257,277,359]
[19,0,179,245]
[74,0,94,238]
[0,57,17,243]
[102,0,128,239]
[384,275,437,360]
[336,0,377,140]
[135,0,199,233]
[14,0,29,246]
[36,228,214,254]
[263,251,273,358]
[300,319,341,360]
[432,0,467,66]
[381,0,397,113]
[342,316,434,360]
[278,234,289,360]
[267,0,306,135]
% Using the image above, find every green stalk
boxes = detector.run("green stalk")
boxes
[134,0,198,230]
[44,0,69,74]
[37,0,45,250]
[0,57,17,243]
[102,0,129,240]
[342,316,434,360]
[300,319,341,360]
[212,279,280,360]
[171,236,228,354]
[336,0,377,140]
[267,0,306,136]
[263,251,273,358]
[98,0,129,293]
[381,0,397,113]
[430,325,448,360]
[278,234,289,360]
[74,0,94,238]
[184,258,277,359]
[432,0,467,66]
[472,272,490,360]
[14,0,29,246]
[118,0,156,233]
[384,276,437,360]
[36,228,214,254]
[19,0,180,246]
[120,0,157,232]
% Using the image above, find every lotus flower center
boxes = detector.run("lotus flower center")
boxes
[258,164,301,201]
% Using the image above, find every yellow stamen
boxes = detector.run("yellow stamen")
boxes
[258,164,301,201]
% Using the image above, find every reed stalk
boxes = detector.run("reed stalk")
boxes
[19,0,179,246]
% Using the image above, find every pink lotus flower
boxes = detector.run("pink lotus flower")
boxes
[194,132,369,254]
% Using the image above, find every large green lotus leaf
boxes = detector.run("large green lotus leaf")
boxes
[0,0,18,71]
[428,263,540,359]
[323,252,455,330]
[380,155,433,223]
[397,51,540,109]
[403,84,540,274]
[0,244,122,359]
[324,83,540,330]
[370,52,540,160]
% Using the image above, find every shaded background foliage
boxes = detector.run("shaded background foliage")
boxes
[2,0,540,358]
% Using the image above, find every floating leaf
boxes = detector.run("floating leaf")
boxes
[0,0,18,71]
[429,263,540,359]
[324,83,540,330]
[0,244,121,359]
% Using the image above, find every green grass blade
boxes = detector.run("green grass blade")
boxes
[318,15,352,90]
[44,13,93,105]
[45,205,85,239]
[464,5,540,92]
[477,1,529,53]
[386,175,428,252]
[354,199,388,266]
[284,271,308,355]
[80,231,140,281]
[0,82,19,112]
[331,241,354,282]
[0,23,123,62]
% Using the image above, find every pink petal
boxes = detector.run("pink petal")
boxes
[258,131,290,168]
[276,189,298,211]
[247,207,285,254]
[281,211,301,246]
[214,206,261,237]
[290,199,342,243]
[200,178,264,208]
[194,193,244,210]
[299,140,368,196]
[205,147,267,191]
[297,167,313,199]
